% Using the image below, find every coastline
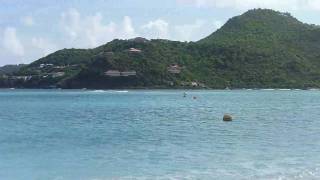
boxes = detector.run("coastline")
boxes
[1,87,319,91]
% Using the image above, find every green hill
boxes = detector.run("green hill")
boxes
[0,64,26,75]
[2,9,320,89]
[198,9,320,88]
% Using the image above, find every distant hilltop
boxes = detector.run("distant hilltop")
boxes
[1,9,320,89]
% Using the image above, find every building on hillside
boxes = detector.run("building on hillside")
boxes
[105,70,121,77]
[11,76,32,81]
[105,70,137,77]
[129,48,142,53]
[39,64,54,68]
[54,66,66,69]
[52,72,65,78]
[191,82,198,87]
[121,71,137,76]
[167,64,182,74]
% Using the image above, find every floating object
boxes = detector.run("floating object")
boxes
[223,114,233,121]
[183,92,187,97]
[193,96,197,100]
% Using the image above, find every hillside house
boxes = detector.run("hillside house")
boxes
[191,82,198,87]
[54,66,67,69]
[39,64,53,68]
[121,71,137,76]
[11,76,32,81]
[105,70,121,77]
[105,70,136,77]
[52,72,65,78]
[129,48,142,53]
[168,64,182,74]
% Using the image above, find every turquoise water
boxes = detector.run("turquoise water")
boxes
[0,89,320,180]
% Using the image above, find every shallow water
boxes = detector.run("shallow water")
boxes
[0,89,320,180]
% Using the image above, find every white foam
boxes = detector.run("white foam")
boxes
[89,90,129,93]
[90,90,106,93]
[115,90,129,93]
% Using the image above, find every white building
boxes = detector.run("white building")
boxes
[52,72,65,78]
[121,71,137,76]
[39,64,54,68]
[105,70,121,77]
[12,76,32,81]
[129,48,142,53]
[191,82,198,87]
[168,64,182,74]
[105,70,137,77]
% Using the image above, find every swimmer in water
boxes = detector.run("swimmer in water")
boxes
[183,92,187,97]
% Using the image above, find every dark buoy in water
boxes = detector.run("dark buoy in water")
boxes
[223,114,233,121]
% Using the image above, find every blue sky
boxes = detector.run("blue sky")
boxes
[1,0,320,65]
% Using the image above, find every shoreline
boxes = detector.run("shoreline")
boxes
[1,87,319,91]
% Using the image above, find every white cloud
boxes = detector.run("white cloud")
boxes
[84,13,117,47]
[308,0,320,10]
[173,19,223,41]
[141,18,223,41]
[2,27,25,56]
[31,37,58,56]
[61,8,81,39]
[122,16,136,38]
[21,16,35,26]
[0,8,226,66]
[61,8,137,48]
[142,19,169,39]
[174,20,207,41]
[177,0,320,11]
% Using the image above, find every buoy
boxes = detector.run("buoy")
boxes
[223,114,233,121]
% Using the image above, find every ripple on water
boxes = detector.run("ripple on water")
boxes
[0,90,319,180]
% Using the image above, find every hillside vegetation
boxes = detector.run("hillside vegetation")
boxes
[2,9,320,89]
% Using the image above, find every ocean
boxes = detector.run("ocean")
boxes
[0,89,319,180]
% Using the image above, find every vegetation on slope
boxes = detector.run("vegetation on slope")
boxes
[1,9,320,89]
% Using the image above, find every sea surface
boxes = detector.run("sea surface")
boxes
[0,89,320,180]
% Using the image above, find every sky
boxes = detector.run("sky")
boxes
[0,0,320,66]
